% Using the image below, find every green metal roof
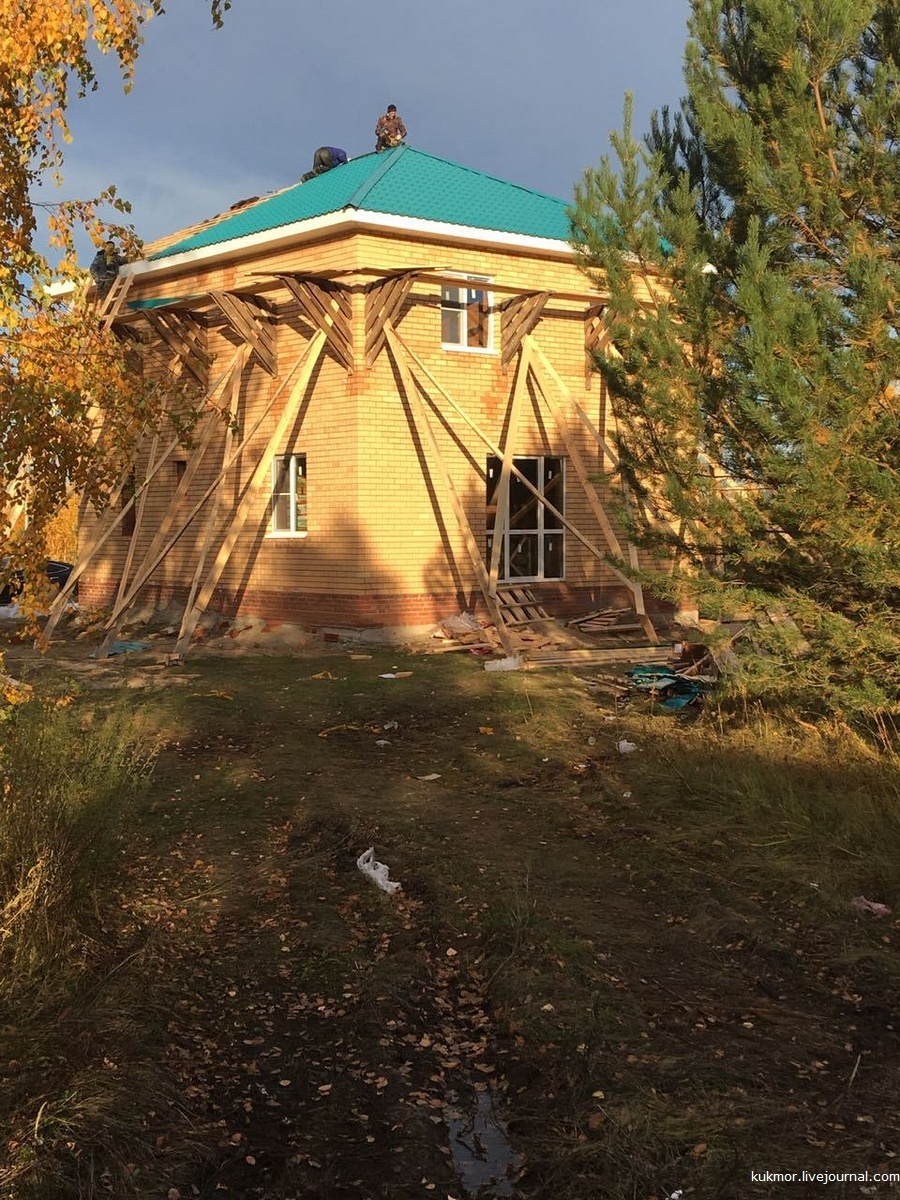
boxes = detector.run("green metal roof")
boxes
[151,146,571,260]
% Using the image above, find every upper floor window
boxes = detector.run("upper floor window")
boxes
[271,453,307,535]
[441,278,492,352]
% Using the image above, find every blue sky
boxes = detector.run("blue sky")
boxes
[57,0,692,256]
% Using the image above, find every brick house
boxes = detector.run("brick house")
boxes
[72,145,659,653]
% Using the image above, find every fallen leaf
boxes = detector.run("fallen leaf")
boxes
[692,1141,708,1156]
[478,726,494,735]
[587,1112,606,1130]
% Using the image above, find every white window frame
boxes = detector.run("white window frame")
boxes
[441,274,495,354]
[486,455,565,583]
[268,453,308,538]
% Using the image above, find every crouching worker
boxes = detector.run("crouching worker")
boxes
[89,239,124,294]
[301,146,348,182]
[375,104,406,151]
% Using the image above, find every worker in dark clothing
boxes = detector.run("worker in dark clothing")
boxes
[375,105,407,152]
[301,146,348,182]
[89,239,124,293]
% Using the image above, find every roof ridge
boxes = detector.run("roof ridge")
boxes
[345,143,408,210]
[394,146,567,207]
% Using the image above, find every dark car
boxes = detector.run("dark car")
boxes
[0,560,74,606]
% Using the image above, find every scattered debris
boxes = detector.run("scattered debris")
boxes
[484,655,522,672]
[416,773,441,782]
[94,639,152,658]
[526,645,669,668]
[356,847,401,894]
[567,606,644,635]
[851,896,892,918]
[617,740,638,754]
[626,663,708,711]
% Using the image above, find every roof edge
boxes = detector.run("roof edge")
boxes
[123,208,575,281]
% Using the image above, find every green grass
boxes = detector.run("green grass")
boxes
[1,640,899,1198]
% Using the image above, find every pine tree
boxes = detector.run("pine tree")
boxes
[571,1,900,725]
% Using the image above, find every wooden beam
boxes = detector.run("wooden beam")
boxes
[96,334,327,652]
[273,273,354,371]
[143,309,212,385]
[170,327,329,659]
[365,271,417,366]
[209,291,278,377]
[113,432,160,614]
[500,292,549,370]
[171,354,245,659]
[388,330,652,609]
[40,347,244,650]
[384,325,513,655]
[90,350,250,653]
[526,337,659,643]
[488,341,532,594]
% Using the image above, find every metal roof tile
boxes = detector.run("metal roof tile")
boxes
[151,147,571,260]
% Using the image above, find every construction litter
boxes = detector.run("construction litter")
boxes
[92,639,152,658]
[626,663,709,710]
[851,896,892,918]
[484,655,522,672]
[356,847,401,895]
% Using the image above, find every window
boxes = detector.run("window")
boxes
[486,456,564,582]
[270,454,307,534]
[441,278,492,351]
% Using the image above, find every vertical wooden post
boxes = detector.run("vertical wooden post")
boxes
[170,329,328,659]
[385,326,513,655]
[488,340,532,595]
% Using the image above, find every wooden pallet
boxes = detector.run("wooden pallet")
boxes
[495,586,550,627]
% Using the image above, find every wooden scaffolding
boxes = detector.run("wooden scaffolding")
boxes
[45,269,658,657]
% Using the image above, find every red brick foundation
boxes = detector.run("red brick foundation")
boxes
[77,577,668,631]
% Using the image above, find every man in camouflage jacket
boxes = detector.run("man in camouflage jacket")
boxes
[375,105,407,152]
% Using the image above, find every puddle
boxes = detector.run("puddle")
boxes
[444,1086,521,1197]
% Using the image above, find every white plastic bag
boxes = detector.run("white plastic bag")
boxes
[356,847,401,894]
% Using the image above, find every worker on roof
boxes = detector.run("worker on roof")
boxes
[89,239,124,294]
[375,104,407,152]
[301,146,348,183]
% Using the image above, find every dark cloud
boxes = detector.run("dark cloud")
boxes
[58,0,691,253]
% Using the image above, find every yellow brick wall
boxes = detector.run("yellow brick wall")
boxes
[80,223,649,622]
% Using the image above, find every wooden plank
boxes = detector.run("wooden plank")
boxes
[525,645,670,667]
[41,346,243,649]
[488,341,532,594]
[392,332,639,580]
[500,292,549,369]
[143,311,207,385]
[169,329,329,659]
[171,357,245,659]
[384,326,513,655]
[275,274,354,371]
[113,431,160,614]
[526,337,659,643]
[365,272,416,366]
[209,291,278,377]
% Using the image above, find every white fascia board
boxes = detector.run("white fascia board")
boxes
[123,208,574,281]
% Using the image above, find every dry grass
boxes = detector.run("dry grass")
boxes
[1,641,898,1198]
